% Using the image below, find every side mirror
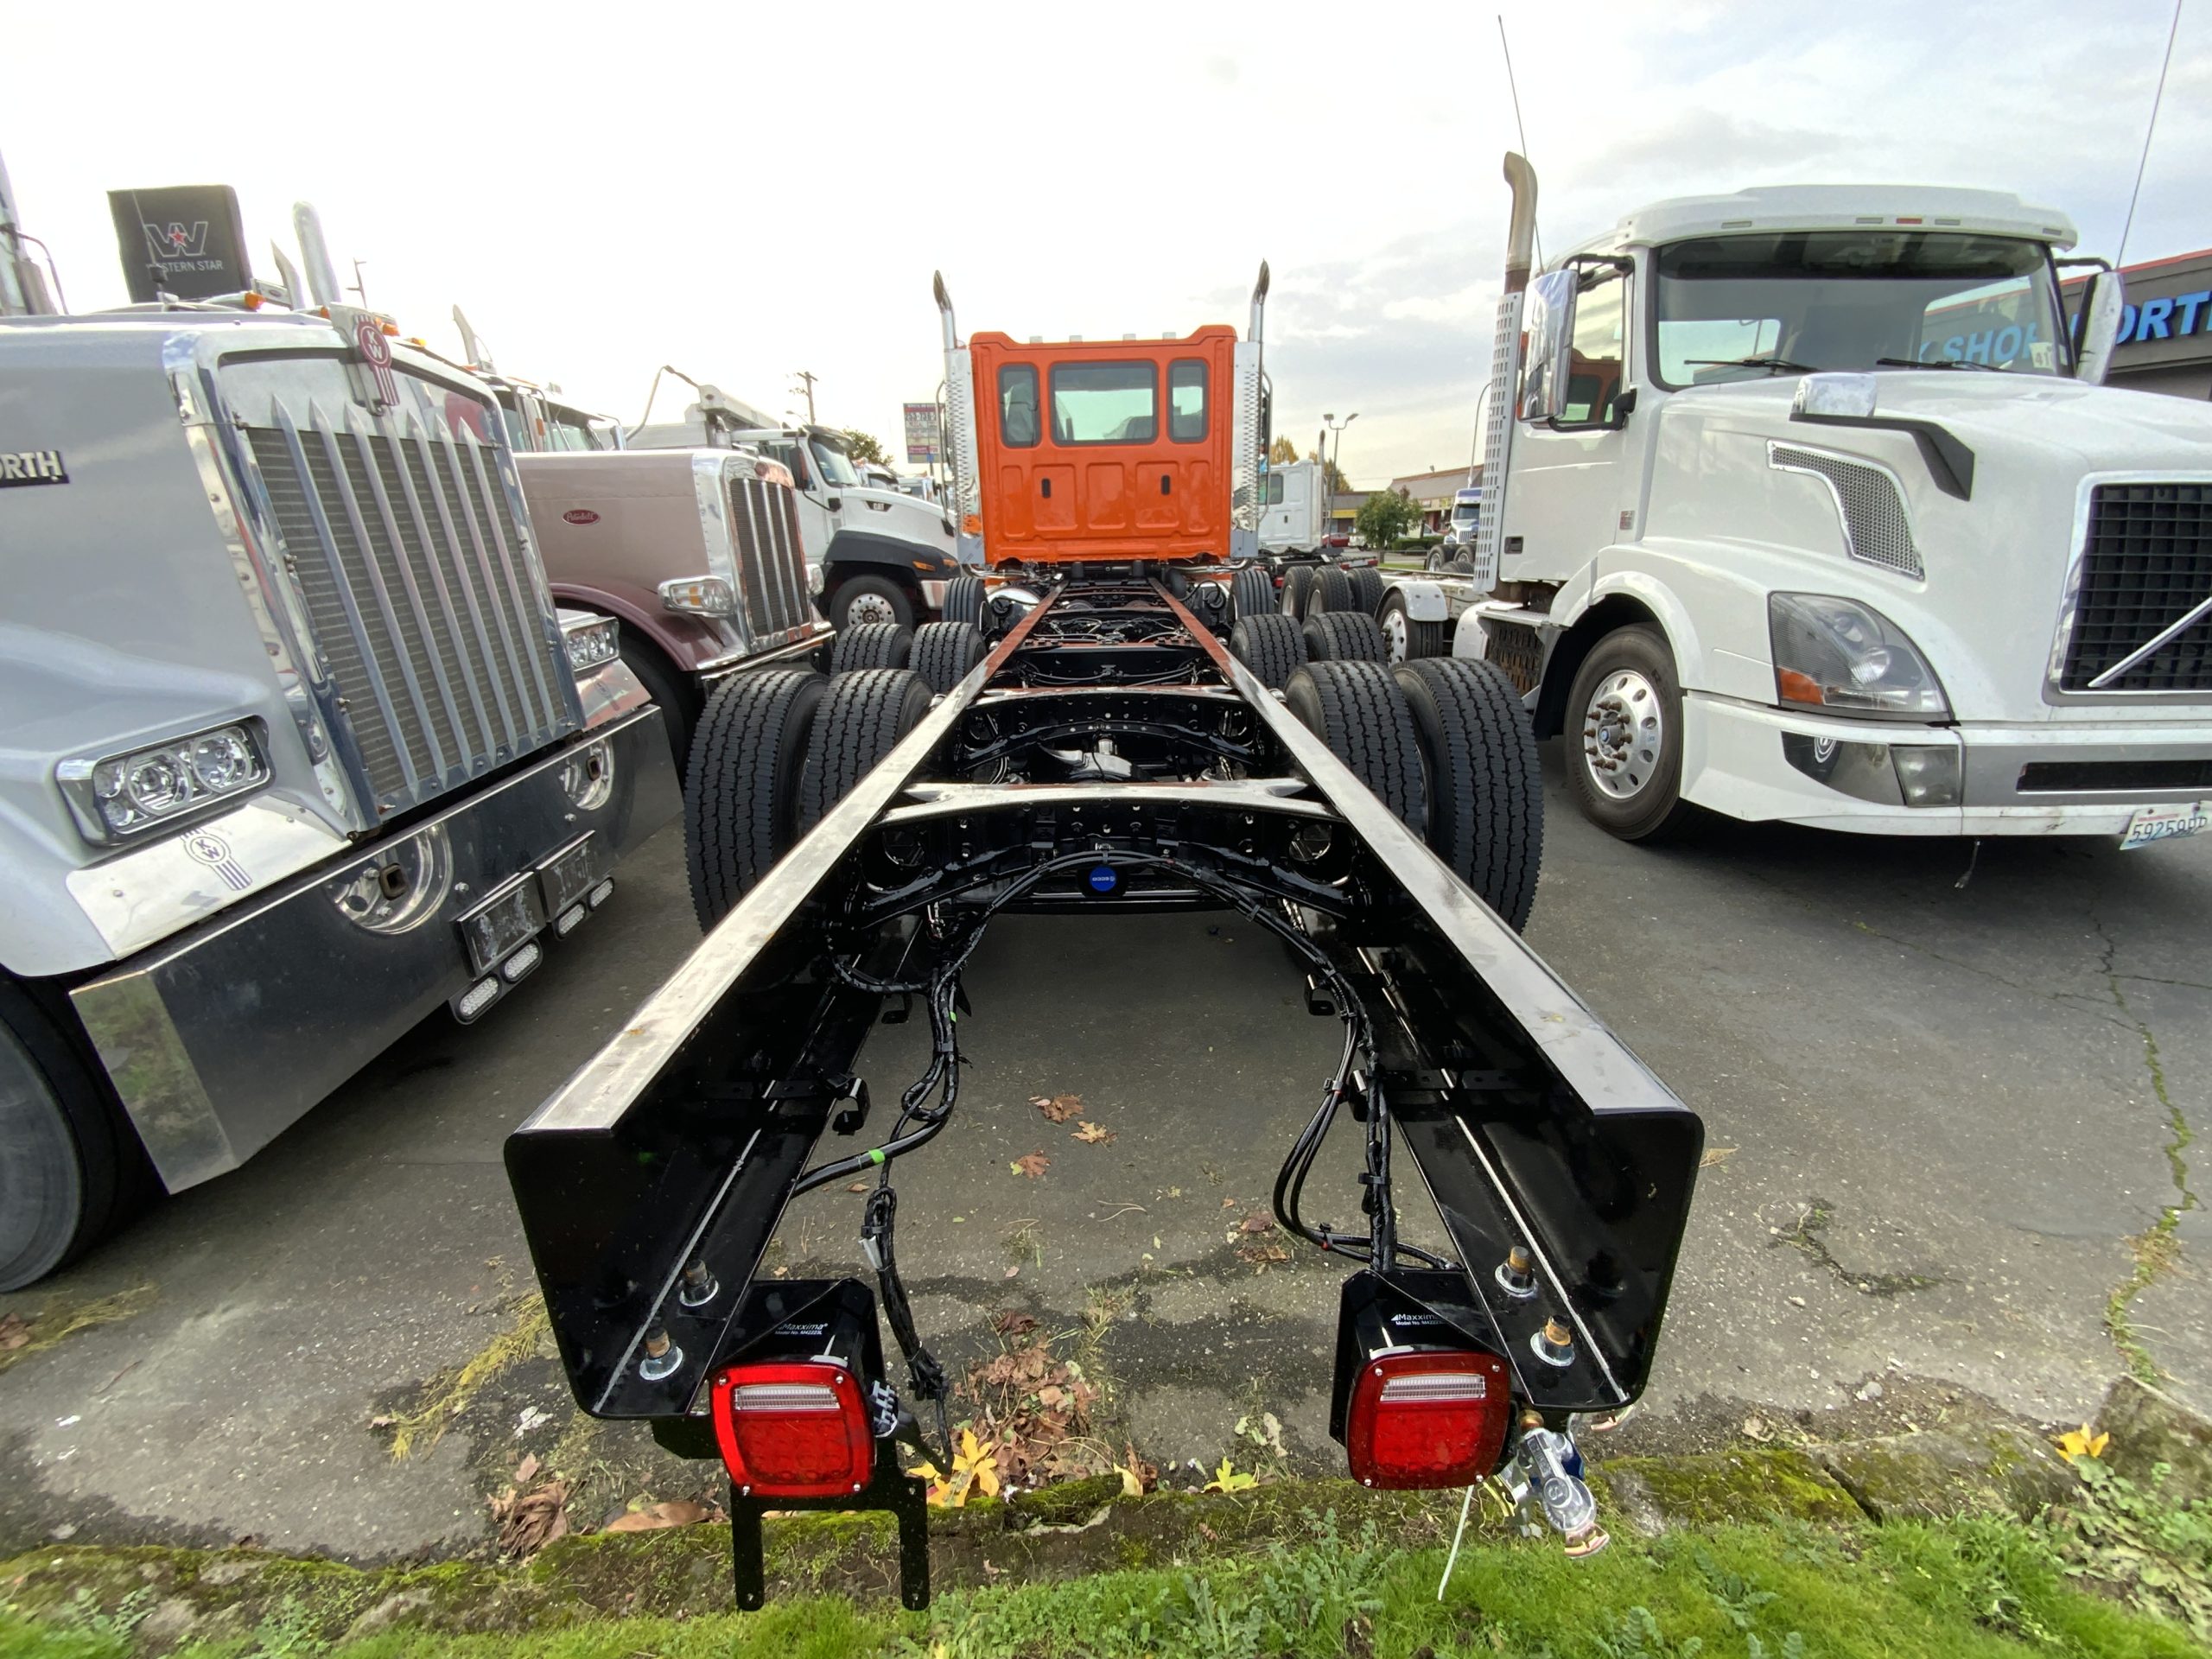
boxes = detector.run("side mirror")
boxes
[2074,270,2126,386]
[1517,268,1579,426]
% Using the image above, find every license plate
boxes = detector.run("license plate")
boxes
[2120,801,2211,850]
[457,873,547,975]
[537,833,598,917]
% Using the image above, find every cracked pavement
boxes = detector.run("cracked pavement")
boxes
[0,753,2205,1561]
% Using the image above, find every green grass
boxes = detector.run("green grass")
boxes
[3,1501,2203,1659]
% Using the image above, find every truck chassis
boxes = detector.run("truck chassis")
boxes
[508,567,1701,1606]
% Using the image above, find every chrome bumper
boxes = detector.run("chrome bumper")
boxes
[70,706,681,1192]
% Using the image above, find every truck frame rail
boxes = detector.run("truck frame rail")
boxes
[507,567,1700,1604]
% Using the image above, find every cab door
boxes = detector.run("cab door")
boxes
[1500,261,1639,582]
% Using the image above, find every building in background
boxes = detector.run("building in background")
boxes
[1388,466,1478,534]
[2064,250,2212,399]
[1330,490,1371,541]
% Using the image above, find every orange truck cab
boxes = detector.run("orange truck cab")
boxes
[938,270,1270,572]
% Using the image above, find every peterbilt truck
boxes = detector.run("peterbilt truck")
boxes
[0,229,680,1289]
[1386,154,2210,849]
[626,383,964,633]
[518,448,835,771]
[506,264,1700,1607]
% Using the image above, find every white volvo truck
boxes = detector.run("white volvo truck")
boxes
[1386,154,2210,848]
[0,184,680,1287]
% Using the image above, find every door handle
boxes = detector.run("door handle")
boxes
[1160,475,1172,495]
[1040,478,1052,498]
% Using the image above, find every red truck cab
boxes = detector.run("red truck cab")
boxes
[968,327,1239,566]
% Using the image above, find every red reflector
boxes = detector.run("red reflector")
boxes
[1345,1350,1511,1489]
[710,1361,874,1497]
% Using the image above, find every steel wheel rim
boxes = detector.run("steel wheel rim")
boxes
[847,592,898,626]
[1582,668,1663,800]
[1382,607,1408,664]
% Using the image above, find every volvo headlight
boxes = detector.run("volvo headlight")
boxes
[1769,594,1950,721]
[59,721,269,841]
[561,613,621,674]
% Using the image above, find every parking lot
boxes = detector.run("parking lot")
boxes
[1,750,2204,1564]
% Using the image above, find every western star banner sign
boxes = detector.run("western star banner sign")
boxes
[903,403,943,465]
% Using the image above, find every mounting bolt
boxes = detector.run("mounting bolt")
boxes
[678,1261,720,1308]
[1530,1317,1575,1370]
[1495,1243,1539,1300]
[639,1325,683,1382]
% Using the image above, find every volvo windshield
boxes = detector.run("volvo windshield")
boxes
[1653,232,2069,386]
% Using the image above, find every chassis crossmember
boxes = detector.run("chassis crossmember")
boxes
[507,569,1700,1606]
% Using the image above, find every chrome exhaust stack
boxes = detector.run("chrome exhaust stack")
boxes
[1469,154,1539,595]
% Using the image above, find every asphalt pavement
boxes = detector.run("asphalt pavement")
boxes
[1,753,2204,1561]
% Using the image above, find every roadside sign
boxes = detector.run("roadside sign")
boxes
[903,403,942,465]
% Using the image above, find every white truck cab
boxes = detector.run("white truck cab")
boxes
[1258,457,1332,553]
[1401,154,2209,848]
[628,388,963,630]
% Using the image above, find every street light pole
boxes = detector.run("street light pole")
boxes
[791,370,818,425]
[1321,412,1357,537]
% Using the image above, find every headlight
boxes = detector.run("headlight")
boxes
[1769,594,1949,721]
[659,575,737,618]
[561,613,620,674]
[60,721,269,841]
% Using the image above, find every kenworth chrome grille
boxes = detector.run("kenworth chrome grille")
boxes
[2058,481,2212,694]
[1768,442,1923,580]
[245,406,581,816]
[726,471,812,639]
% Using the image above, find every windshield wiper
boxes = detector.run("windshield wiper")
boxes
[1686,355,1817,375]
[1875,356,1999,372]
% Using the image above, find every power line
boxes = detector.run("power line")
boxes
[2119,0,2183,266]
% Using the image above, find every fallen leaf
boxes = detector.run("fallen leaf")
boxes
[0,1315,29,1352]
[2055,1424,2110,1464]
[489,1476,572,1558]
[1204,1456,1258,1493]
[849,1183,869,1193]
[1236,1242,1290,1271]
[515,1452,542,1484]
[993,1311,1040,1337]
[1012,1152,1051,1179]
[1237,1211,1276,1234]
[1031,1094,1083,1123]
[1700,1146,1738,1168]
[367,1414,397,1432]
[602,1498,715,1534]
[1072,1121,1116,1145]
[1221,1198,1237,1210]
[1003,1266,1020,1279]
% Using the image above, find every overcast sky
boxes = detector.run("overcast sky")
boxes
[6,1,2204,486]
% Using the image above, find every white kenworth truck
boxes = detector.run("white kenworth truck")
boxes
[1386,153,2212,849]
[0,206,680,1289]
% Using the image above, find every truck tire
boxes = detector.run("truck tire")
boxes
[1426,546,1448,573]
[1281,565,1316,619]
[685,667,828,928]
[944,575,986,628]
[1565,624,1694,843]
[830,622,913,675]
[830,573,915,632]
[1349,566,1384,613]
[1377,591,1450,663]
[911,621,986,693]
[1231,566,1275,620]
[799,669,935,832]
[1283,661,1428,831]
[1391,658,1543,930]
[620,639,697,779]
[1301,611,1388,664]
[1451,553,1477,575]
[1229,613,1308,689]
[1312,565,1356,613]
[1,983,136,1292]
